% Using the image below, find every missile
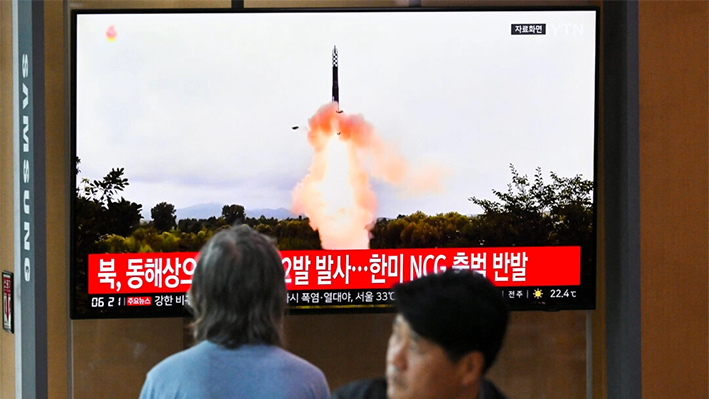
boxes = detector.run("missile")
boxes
[332,45,339,104]
[332,46,343,113]
[290,46,341,132]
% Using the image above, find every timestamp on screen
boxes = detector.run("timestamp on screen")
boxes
[90,296,125,308]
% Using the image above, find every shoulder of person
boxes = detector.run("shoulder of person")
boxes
[147,341,210,377]
[270,346,326,375]
[139,343,213,399]
[266,346,330,398]
[481,378,512,399]
[330,377,387,399]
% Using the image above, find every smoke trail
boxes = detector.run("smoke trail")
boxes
[292,102,440,250]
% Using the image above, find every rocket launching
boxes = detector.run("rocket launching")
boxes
[292,46,442,250]
[332,46,342,114]
[332,46,339,104]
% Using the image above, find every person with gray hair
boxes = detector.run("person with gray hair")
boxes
[139,225,330,399]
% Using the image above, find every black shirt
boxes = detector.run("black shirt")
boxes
[330,377,510,399]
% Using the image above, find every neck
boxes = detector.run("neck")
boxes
[457,380,482,399]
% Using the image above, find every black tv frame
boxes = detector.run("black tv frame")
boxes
[69,5,599,319]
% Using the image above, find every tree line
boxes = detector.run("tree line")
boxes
[74,160,593,315]
[75,160,593,260]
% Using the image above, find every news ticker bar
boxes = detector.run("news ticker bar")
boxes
[88,246,581,294]
[81,285,587,318]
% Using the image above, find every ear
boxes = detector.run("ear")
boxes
[457,351,485,387]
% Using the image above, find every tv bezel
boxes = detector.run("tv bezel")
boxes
[69,5,600,319]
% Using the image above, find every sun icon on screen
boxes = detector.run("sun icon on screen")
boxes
[532,289,543,299]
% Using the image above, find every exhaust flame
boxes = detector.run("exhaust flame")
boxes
[292,102,429,250]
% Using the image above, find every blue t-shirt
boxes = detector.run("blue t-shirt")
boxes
[139,341,330,399]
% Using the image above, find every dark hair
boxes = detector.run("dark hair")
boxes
[394,270,509,372]
[187,225,286,348]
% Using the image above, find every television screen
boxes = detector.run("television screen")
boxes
[71,7,598,318]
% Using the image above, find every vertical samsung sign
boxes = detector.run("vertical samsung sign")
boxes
[13,0,48,398]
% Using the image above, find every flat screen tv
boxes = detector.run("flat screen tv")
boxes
[71,6,598,319]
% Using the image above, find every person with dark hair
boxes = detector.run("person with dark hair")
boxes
[139,225,330,399]
[331,270,510,399]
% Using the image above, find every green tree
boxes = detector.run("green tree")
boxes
[400,217,438,248]
[273,218,321,250]
[244,215,279,229]
[151,202,177,232]
[468,164,593,248]
[177,218,203,234]
[74,159,143,314]
[199,216,227,231]
[81,167,130,206]
[75,161,143,248]
[105,198,143,237]
[157,231,180,252]
[222,204,245,226]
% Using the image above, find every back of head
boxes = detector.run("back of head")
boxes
[188,225,286,348]
[394,270,509,372]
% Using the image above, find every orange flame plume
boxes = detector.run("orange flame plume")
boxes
[292,102,413,250]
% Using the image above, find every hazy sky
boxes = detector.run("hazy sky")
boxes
[76,10,597,219]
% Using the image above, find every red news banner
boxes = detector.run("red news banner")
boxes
[88,247,581,295]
